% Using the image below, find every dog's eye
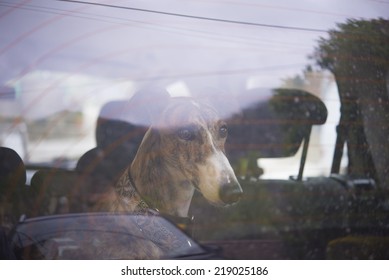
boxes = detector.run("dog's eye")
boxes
[177,127,195,141]
[219,124,228,138]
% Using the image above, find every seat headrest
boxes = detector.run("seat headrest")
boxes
[94,87,170,155]
[225,88,328,158]
[0,147,26,194]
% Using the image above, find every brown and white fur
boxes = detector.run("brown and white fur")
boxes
[108,97,243,218]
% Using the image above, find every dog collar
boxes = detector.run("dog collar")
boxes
[163,214,195,236]
[127,170,150,209]
[127,170,195,235]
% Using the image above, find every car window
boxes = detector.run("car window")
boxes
[1,0,388,260]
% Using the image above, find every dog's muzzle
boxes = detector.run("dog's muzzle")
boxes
[219,180,243,205]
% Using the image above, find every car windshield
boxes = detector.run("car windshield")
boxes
[1,1,388,260]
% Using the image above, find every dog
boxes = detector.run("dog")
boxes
[89,94,243,259]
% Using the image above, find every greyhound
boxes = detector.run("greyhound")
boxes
[85,95,243,259]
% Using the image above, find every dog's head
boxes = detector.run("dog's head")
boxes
[139,97,243,207]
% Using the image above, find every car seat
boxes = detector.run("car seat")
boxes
[29,169,78,216]
[78,87,170,178]
[75,87,170,211]
[0,147,29,227]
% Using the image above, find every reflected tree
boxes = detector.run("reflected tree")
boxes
[312,18,389,186]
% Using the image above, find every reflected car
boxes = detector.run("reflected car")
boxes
[8,211,218,260]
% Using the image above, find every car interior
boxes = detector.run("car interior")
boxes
[2,85,389,259]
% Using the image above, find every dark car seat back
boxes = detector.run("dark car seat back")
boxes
[75,88,171,211]
[75,147,125,211]
[226,88,327,157]
[0,147,28,226]
[81,88,170,178]
[94,101,149,175]
[96,100,149,154]
[0,147,26,194]
[29,169,78,216]
[224,88,328,180]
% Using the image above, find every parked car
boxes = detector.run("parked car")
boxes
[1,1,388,260]
[6,211,217,260]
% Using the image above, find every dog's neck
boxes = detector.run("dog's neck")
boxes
[127,129,196,218]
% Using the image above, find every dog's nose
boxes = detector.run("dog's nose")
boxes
[219,182,243,205]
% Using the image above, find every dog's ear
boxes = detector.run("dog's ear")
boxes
[130,86,171,125]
